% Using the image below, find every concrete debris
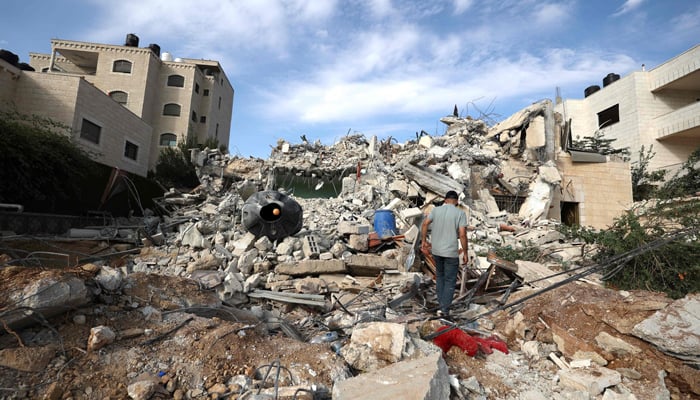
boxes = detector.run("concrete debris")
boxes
[332,352,450,400]
[340,322,407,371]
[559,366,622,396]
[631,293,700,361]
[1,107,694,399]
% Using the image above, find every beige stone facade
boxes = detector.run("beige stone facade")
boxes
[21,35,233,172]
[557,44,700,177]
[0,58,152,176]
[556,153,633,229]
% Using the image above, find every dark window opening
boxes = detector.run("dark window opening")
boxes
[109,91,128,105]
[80,119,101,144]
[195,83,200,93]
[597,104,620,128]
[200,116,206,123]
[163,103,181,116]
[160,133,177,147]
[203,89,209,96]
[215,123,219,138]
[124,141,138,160]
[112,60,132,73]
[218,97,221,109]
[167,74,185,87]
[191,111,197,122]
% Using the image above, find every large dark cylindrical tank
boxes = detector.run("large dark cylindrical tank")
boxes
[241,191,303,241]
[584,85,600,97]
[125,33,139,47]
[603,73,620,87]
[0,49,19,66]
[148,43,160,57]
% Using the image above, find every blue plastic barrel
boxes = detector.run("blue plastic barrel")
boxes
[374,209,397,238]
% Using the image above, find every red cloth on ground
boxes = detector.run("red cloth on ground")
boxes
[432,326,508,357]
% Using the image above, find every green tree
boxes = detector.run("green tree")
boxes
[630,145,667,201]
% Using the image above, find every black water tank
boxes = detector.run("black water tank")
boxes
[241,191,303,241]
[0,49,19,66]
[18,62,35,71]
[148,43,160,57]
[584,85,600,97]
[603,73,620,87]
[125,33,139,47]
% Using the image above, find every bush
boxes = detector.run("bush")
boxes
[151,146,200,190]
[0,110,101,212]
[559,199,700,298]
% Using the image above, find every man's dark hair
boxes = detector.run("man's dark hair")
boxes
[445,190,459,199]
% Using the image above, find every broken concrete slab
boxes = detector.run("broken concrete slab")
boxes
[332,352,449,400]
[345,254,399,276]
[631,293,700,359]
[595,332,642,357]
[275,259,346,277]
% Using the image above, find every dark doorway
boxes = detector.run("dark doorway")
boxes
[561,202,580,226]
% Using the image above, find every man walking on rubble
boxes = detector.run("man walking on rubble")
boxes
[421,190,469,317]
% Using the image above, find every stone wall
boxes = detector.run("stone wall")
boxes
[557,153,633,229]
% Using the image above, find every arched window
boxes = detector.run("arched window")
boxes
[167,74,185,87]
[112,60,132,73]
[163,103,181,116]
[159,133,177,147]
[109,91,128,105]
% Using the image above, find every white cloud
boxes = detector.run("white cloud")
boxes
[453,0,474,15]
[612,0,645,17]
[532,3,571,25]
[365,0,395,18]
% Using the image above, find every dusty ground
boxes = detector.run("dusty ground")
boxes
[0,240,698,399]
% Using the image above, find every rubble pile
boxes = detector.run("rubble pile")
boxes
[1,106,698,399]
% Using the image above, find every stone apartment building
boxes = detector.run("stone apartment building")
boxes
[0,34,233,177]
[558,44,700,176]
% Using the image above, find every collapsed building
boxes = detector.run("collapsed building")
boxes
[1,103,698,400]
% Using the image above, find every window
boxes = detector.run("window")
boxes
[163,103,181,116]
[195,83,200,94]
[200,116,206,123]
[124,141,139,160]
[597,104,620,128]
[203,89,209,96]
[80,119,101,144]
[109,91,128,105]
[160,133,177,147]
[191,111,197,122]
[167,74,185,87]
[112,60,132,73]
[218,97,221,109]
[215,123,219,138]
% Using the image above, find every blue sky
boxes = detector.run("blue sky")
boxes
[2,0,699,158]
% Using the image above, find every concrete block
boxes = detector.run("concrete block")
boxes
[400,207,423,220]
[332,352,449,400]
[339,322,407,371]
[338,221,370,235]
[347,234,369,251]
[559,366,621,396]
[302,235,320,259]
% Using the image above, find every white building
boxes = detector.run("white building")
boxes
[0,34,234,176]
[558,44,700,176]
